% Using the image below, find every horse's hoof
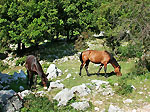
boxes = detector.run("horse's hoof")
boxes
[105,75,108,78]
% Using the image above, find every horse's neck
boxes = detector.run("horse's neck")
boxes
[110,58,119,68]
[110,62,117,68]
[34,61,45,76]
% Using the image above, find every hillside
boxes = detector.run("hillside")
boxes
[0,38,150,112]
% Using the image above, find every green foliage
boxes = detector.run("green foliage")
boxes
[0,102,2,109]
[22,94,79,112]
[118,43,143,59]
[0,0,100,51]
[115,76,133,95]
[16,56,26,66]
[22,94,55,112]
[74,35,88,51]
[0,60,8,72]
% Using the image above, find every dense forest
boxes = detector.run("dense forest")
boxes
[0,0,149,52]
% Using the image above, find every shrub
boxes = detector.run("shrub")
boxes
[74,31,94,51]
[21,94,55,112]
[21,94,79,112]
[75,35,88,51]
[0,60,8,72]
[16,56,26,66]
[115,77,133,95]
[117,42,142,60]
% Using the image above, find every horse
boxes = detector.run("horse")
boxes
[79,50,122,77]
[25,55,48,89]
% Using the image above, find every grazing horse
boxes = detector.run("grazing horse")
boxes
[79,50,122,77]
[25,55,48,89]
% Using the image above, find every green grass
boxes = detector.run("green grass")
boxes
[1,39,150,111]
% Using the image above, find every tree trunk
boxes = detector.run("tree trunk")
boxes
[67,30,70,41]
[17,42,21,51]
[22,43,25,51]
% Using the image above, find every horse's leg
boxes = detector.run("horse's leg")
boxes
[29,72,34,88]
[85,60,90,76]
[97,64,104,74]
[79,62,85,76]
[104,63,108,77]
[33,74,37,89]
[27,70,30,86]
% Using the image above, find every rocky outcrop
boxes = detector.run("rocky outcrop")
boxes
[53,84,91,106]
[71,101,90,111]
[46,64,62,80]
[0,90,23,112]
[0,70,26,84]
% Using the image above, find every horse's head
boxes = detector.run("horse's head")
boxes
[114,66,122,76]
[42,73,49,89]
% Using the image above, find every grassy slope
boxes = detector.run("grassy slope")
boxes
[1,38,150,111]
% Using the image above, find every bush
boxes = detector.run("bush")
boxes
[16,56,26,66]
[74,32,94,51]
[75,35,88,51]
[115,76,133,95]
[0,60,8,72]
[21,94,79,112]
[117,42,142,60]
[21,94,55,112]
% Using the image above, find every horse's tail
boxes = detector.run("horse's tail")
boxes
[79,52,83,63]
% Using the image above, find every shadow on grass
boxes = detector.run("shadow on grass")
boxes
[87,71,116,77]
[15,40,78,62]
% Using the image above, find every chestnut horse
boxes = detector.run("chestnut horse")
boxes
[25,55,48,89]
[79,50,122,77]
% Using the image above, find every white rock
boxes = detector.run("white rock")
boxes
[71,101,90,111]
[102,87,114,96]
[93,101,103,105]
[71,84,91,97]
[46,64,62,80]
[123,99,133,104]
[18,90,32,99]
[108,104,123,112]
[64,69,68,72]
[53,88,74,106]
[36,91,46,97]
[48,81,64,91]
[114,83,118,86]
[66,73,71,79]
[91,80,109,90]
[138,92,143,94]
[19,86,24,91]
[132,109,137,112]
[95,107,100,111]
[131,85,136,90]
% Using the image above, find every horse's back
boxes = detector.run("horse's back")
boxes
[25,55,37,71]
[82,50,111,64]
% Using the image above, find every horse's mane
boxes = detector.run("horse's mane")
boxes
[105,51,120,68]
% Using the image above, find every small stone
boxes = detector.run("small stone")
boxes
[19,86,24,91]
[123,99,132,104]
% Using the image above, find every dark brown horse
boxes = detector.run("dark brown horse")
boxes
[25,55,48,89]
[79,50,122,77]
